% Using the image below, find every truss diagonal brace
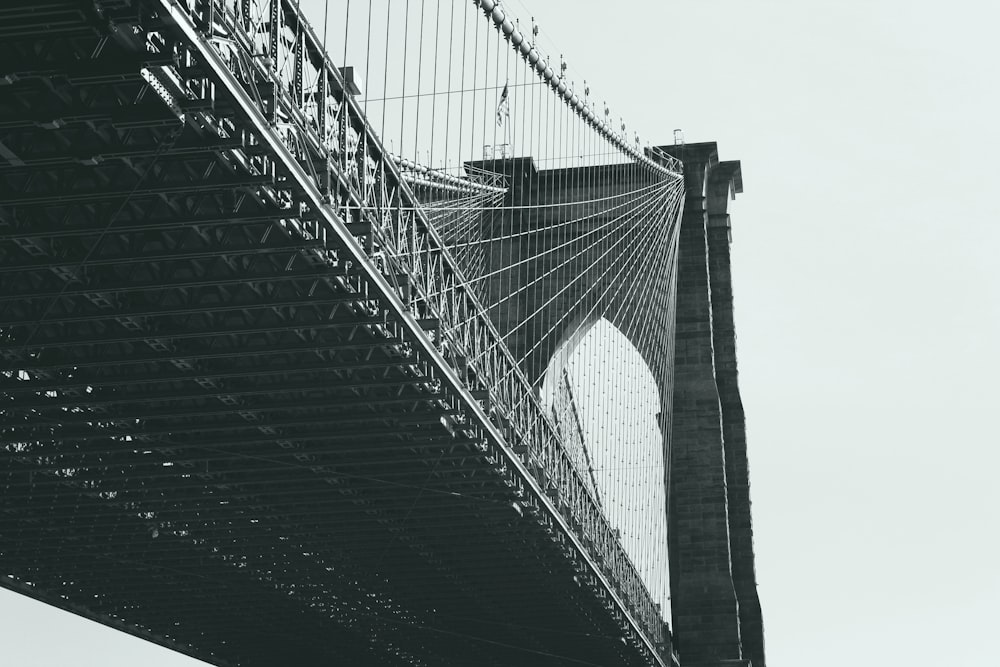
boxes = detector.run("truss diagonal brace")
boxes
[154,2,666,664]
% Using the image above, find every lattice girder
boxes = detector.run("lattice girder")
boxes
[0,1,679,666]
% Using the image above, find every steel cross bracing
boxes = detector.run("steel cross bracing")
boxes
[0,1,679,665]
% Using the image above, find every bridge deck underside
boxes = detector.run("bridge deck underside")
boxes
[0,3,655,666]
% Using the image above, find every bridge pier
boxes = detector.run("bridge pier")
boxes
[462,144,764,667]
[459,144,764,666]
[662,142,764,667]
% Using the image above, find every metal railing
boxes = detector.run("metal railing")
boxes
[152,0,677,659]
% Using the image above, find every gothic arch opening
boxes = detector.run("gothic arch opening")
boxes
[540,317,671,620]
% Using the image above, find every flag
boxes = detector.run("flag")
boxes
[496,82,509,127]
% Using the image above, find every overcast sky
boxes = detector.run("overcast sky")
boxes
[4,1,998,665]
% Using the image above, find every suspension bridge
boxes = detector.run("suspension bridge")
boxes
[0,1,763,666]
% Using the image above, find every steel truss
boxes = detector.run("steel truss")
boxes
[0,1,679,665]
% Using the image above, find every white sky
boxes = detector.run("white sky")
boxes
[4,1,999,665]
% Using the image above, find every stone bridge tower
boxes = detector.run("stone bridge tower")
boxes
[662,142,765,667]
[462,142,765,667]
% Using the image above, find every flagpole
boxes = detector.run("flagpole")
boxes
[495,80,510,157]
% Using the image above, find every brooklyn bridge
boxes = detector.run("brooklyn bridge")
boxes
[0,1,763,666]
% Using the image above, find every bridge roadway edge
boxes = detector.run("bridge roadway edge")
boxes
[160,1,676,664]
[4,3,672,664]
